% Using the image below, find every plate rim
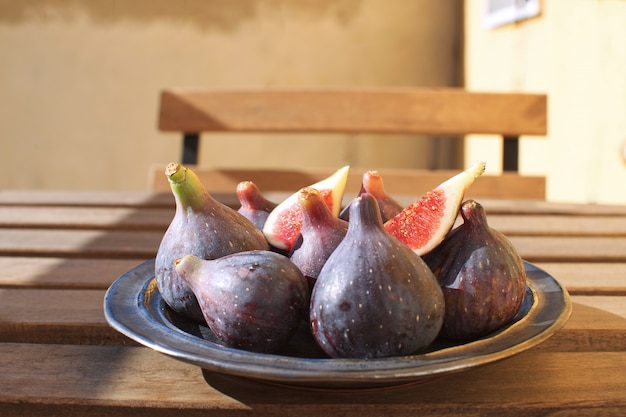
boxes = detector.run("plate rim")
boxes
[103,259,572,388]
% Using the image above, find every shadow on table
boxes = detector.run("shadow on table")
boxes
[198,301,626,406]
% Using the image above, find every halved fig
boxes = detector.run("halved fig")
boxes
[383,161,486,256]
[262,166,350,252]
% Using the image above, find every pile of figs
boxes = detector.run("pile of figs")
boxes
[155,162,527,358]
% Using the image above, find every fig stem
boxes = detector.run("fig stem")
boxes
[165,163,215,212]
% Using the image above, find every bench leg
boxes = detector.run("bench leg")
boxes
[182,133,199,165]
[503,136,519,172]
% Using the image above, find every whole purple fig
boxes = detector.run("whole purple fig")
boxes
[340,170,403,222]
[289,187,348,292]
[310,193,444,359]
[155,163,269,323]
[175,251,309,353]
[236,181,278,230]
[423,199,527,340]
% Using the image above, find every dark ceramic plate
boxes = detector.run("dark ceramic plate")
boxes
[104,259,571,390]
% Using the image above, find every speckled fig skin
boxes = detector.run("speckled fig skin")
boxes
[289,187,349,293]
[340,170,403,222]
[310,193,445,359]
[175,251,309,353]
[423,199,527,340]
[155,164,269,323]
[236,181,278,230]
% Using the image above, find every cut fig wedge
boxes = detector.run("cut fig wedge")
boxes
[262,166,350,252]
[384,161,486,256]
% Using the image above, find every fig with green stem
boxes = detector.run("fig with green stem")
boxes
[155,163,269,323]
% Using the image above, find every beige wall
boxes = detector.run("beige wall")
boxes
[0,1,461,191]
[465,0,626,204]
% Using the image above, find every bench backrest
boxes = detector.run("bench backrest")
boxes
[153,87,547,198]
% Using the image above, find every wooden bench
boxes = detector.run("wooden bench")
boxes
[153,88,547,199]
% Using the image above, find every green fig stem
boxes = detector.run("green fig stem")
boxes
[166,163,216,212]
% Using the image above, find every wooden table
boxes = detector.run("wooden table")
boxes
[1,190,625,416]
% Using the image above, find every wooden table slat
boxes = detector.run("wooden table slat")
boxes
[0,190,174,207]
[535,262,626,295]
[0,190,241,209]
[1,343,625,416]
[509,236,626,262]
[0,285,624,351]
[0,206,172,231]
[3,190,626,216]
[0,257,148,289]
[0,229,161,259]
[2,256,624,295]
[2,200,626,236]
[2,228,625,263]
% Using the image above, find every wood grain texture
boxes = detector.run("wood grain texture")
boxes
[5,190,625,215]
[4,198,626,238]
[534,262,626,295]
[508,236,626,262]
[0,285,623,350]
[0,229,161,259]
[487,215,626,237]
[0,344,624,416]
[158,88,548,136]
[0,190,174,208]
[0,288,132,345]
[156,88,547,198]
[149,165,547,199]
[0,257,146,289]
[2,229,623,262]
[2,256,624,295]
[0,206,172,230]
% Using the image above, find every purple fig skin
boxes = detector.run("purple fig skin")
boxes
[175,251,309,353]
[236,181,278,230]
[310,193,445,359]
[423,199,527,341]
[155,164,269,323]
[340,170,403,222]
[289,187,349,293]
[338,183,365,221]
